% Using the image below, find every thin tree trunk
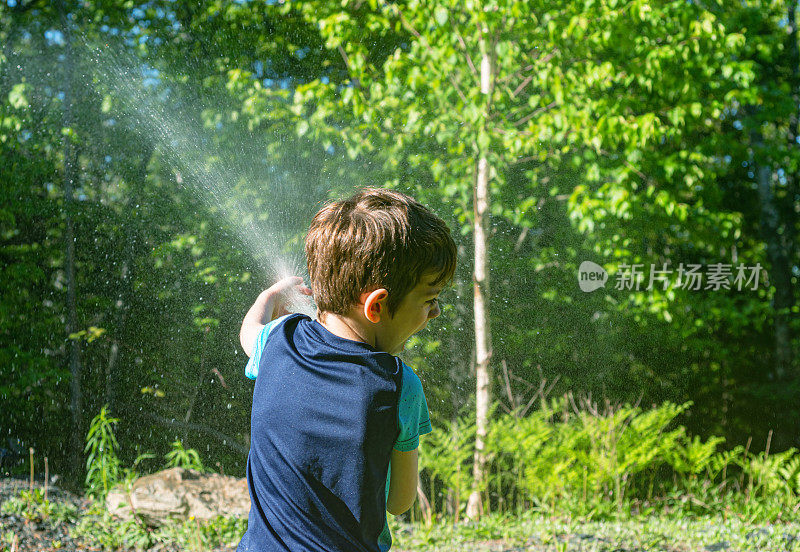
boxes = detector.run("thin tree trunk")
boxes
[106,146,153,410]
[58,0,83,485]
[755,162,795,380]
[786,0,800,265]
[183,327,210,442]
[466,34,496,521]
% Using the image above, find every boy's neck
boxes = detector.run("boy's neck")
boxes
[318,311,377,349]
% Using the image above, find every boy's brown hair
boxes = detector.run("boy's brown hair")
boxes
[305,188,457,317]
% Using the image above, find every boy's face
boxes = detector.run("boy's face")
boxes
[377,274,444,355]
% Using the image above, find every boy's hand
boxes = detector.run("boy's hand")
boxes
[265,276,313,319]
[240,276,313,356]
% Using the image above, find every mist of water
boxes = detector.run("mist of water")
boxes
[83,40,317,317]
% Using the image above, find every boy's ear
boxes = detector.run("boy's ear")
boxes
[362,288,389,323]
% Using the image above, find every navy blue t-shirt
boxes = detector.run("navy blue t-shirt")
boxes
[237,313,431,552]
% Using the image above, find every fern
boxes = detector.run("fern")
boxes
[84,405,122,499]
[164,439,205,471]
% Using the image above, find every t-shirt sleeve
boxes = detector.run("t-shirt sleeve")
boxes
[393,362,433,452]
[244,314,291,380]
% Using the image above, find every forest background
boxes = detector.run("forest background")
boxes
[1,0,798,518]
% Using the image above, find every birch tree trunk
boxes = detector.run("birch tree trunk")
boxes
[466,33,495,521]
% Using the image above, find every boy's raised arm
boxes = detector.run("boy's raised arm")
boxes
[240,276,312,357]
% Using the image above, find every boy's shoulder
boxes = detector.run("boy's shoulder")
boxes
[246,313,412,381]
[397,359,423,393]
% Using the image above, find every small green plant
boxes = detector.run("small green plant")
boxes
[165,439,204,471]
[0,488,76,527]
[72,498,155,551]
[84,405,122,499]
[74,506,248,552]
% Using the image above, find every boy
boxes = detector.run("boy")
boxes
[237,188,457,551]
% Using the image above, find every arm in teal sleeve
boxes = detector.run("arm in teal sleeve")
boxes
[244,314,290,380]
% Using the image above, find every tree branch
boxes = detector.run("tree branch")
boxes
[514,100,558,127]
[337,45,352,72]
[388,3,469,104]
[118,404,249,455]
[599,147,648,182]
[511,74,533,98]
[455,29,478,77]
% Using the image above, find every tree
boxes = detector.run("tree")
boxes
[287,0,763,517]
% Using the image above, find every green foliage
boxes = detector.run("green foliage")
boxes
[164,439,205,472]
[0,488,77,527]
[73,501,247,552]
[415,399,800,524]
[84,406,122,499]
[419,412,476,520]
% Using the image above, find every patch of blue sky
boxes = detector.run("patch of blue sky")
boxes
[44,29,66,47]
[100,25,121,36]
[143,65,161,88]
[777,168,787,185]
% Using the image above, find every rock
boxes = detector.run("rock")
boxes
[106,467,250,527]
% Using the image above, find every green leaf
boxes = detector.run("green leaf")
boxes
[434,6,448,26]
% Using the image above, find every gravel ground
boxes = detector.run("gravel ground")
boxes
[0,477,241,552]
[0,477,100,552]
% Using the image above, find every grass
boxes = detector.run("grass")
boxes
[389,512,800,551]
[1,485,799,551]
